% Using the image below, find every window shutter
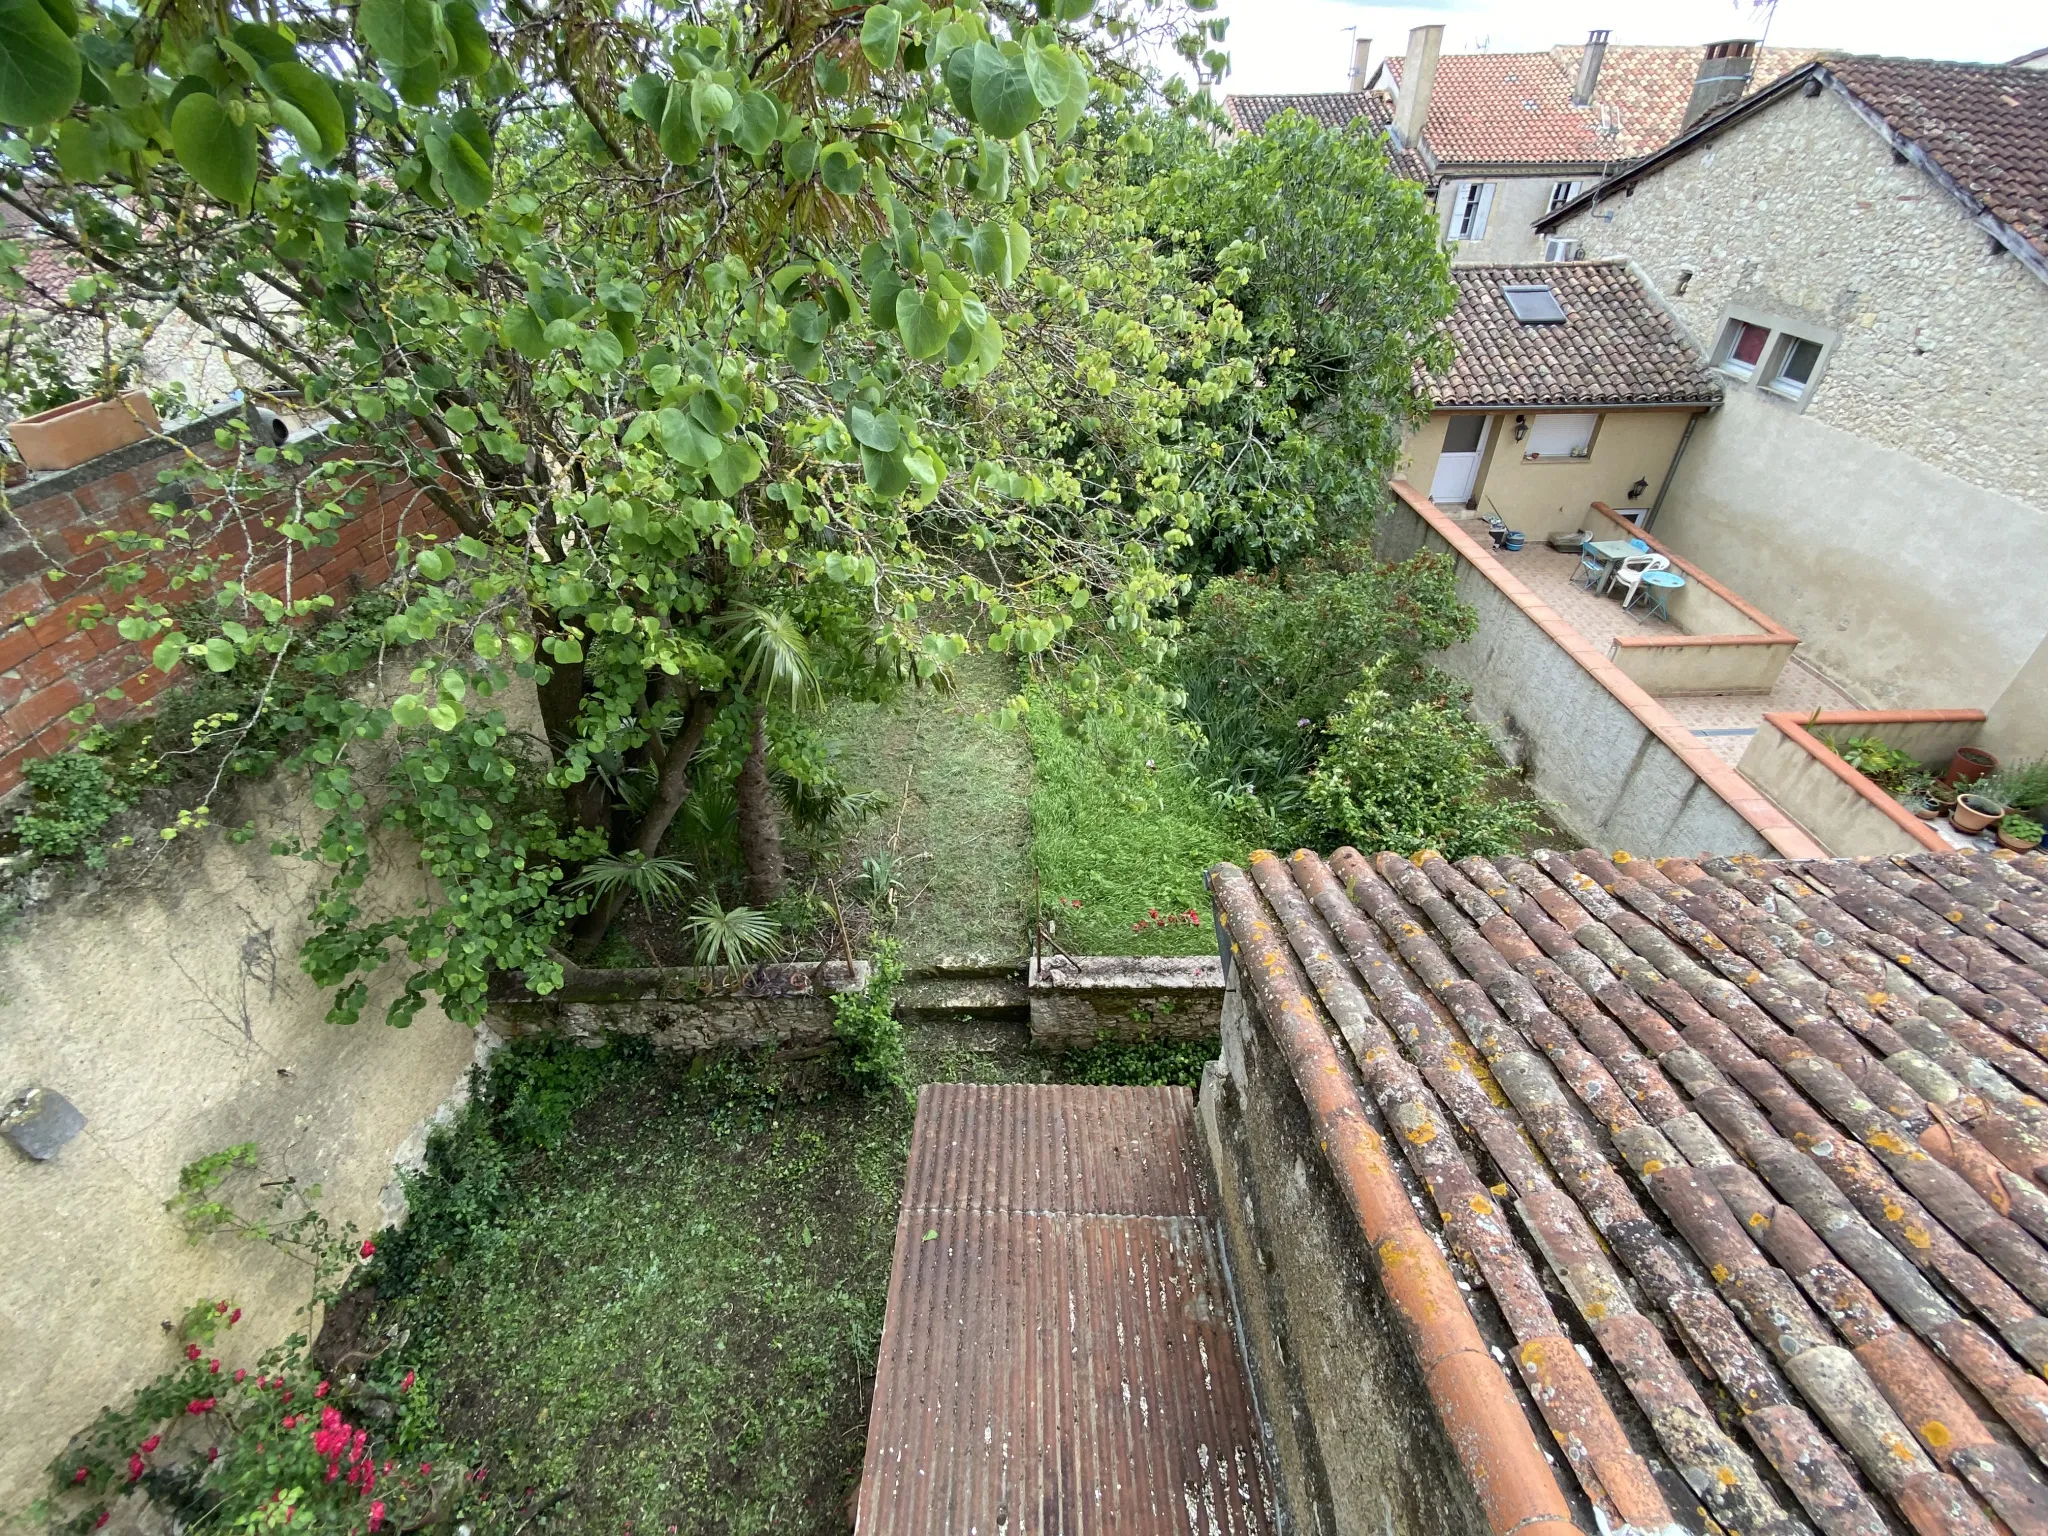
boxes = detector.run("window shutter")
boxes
[1470,182,1494,240]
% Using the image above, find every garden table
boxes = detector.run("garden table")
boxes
[1582,539,1638,594]
[1635,567,1686,621]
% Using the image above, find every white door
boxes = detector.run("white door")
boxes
[1429,415,1490,505]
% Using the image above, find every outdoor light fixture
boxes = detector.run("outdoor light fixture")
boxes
[1628,477,1649,499]
[1513,414,1528,441]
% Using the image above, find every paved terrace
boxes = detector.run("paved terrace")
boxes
[1507,541,1861,764]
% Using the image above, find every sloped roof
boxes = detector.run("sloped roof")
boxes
[1428,261,1720,407]
[1377,44,1819,166]
[1221,90,1430,184]
[1212,843,2048,1536]
[1824,56,2048,261]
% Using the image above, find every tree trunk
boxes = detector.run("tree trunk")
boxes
[568,691,717,959]
[533,649,611,835]
[736,703,783,908]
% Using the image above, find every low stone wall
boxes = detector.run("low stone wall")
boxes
[1196,981,1492,1536]
[1738,710,1984,856]
[489,960,869,1055]
[1025,954,1224,1049]
[1376,482,1824,859]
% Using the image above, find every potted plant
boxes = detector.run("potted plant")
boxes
[1953,792,2009,834]
[1929,777,1961,809]
[7,389,160,473]
[1980,761,2048,818]
[1999,816,2044,853]
[1943,746,1998,786]
[1901,792,1940,822]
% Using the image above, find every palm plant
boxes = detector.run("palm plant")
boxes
[726,606,821,707]
[684,897,782,972]
[561,852,696,921]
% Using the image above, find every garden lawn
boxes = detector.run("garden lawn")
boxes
[1025,695,1245,957]
[819,649,1035,965]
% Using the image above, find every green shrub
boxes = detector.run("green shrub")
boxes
[1820,734,1926,794]
[1306,665,1546,859]
[834,937,907,1097]
[1983,761,2048,813]
[13,750,136,864]
[1060,1034,1215,1089]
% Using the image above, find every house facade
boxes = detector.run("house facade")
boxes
[1539,57,2048,756]
[1398,261,1719,539]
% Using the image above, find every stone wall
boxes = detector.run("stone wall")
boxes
[1556,84,2048,716]
[0,772,482,1508]
[0,410,457,791]
[488,960,869,1056]
[1196,981,1492,1536]
[1024,955,1223,1050]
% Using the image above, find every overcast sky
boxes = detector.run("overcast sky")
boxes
[1203,0,2044,97]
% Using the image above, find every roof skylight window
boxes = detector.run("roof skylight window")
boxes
[1503,284,1567,324]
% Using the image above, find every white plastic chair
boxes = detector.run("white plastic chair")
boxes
[1612,553,1670,609]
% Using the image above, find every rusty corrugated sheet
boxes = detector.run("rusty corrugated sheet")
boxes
[856,1083,1276,1536]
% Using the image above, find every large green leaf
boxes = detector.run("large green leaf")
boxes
[33,0,76,36]
[53,116,108,181]
[442,0,493,79]
[230,22,294,64]
[358,0,440,67]
[0,0,81,127]
[392,55,444,107]
[654,406,721,468]
[426,122,491,208]
[867,268,905,331]
[170,92,256,207]
[848,403,900,452]
[264,61,344,161]
[970,51,1039,139]
[942,41,984,118]
[708,439,762,497]
[1051,49,1090,139]
[730,89,779,159]
[859,6,901,71]
[895,286,954,360]
[658,80,700,164]
[690,75,734,137]
[1023,42,1069,108]
[861,444,913,497]
[818,140,862,196]
[500,303,549,360]
[626,71,666,125]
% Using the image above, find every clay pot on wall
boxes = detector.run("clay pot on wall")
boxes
[1998,821,2044,853]
[1953,794,2008,834]
[6,390,160,473]
[1943,747,1999,787]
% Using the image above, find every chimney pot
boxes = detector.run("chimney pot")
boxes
[1392,24,1444,151]
[1572,29,1609,106]
[1346,36,1373,92]
[1682,38,1759,129]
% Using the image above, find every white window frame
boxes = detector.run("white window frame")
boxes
[1715,318,1771,380]
[1521,412,1600,462]
[1547,179,1583,213]
[1452,182,1495,242]
[1765,334,1825,400]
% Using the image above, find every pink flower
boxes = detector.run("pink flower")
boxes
[315,1381,330,1398]
[209,1359,221,1375]
[139,1436,161,1454]
[282,1416,297,1430]
[186,1397,217,1414]
[234,1369,247,1384]
[215,1300,229,1314]
[400,1370,415,1393]
[186,1344,202,1360]
[127,1455,144,1483]
[228,1309,241,1325]
[359,1240,376,1259]
[369,1499,387,1530]
[95,1514,110,1530]
[208,1447,219,1463]
[420,1462,432,1475]
[72,1468,89,1484]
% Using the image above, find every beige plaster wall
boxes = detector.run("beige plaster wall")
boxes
[1558,83,2048,710]
[0,775,485,1508]
[1982,638,2048,763]
[1608,638,1794,695]
[1400,410,1690,537]
[1440,174,1584,264]
[1737,724,1926,856]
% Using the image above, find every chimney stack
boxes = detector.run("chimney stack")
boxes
[1682,39,1758,129]
[1346,35,1372,93]
[1572,29,1609,106]
[1391,24,1443,150]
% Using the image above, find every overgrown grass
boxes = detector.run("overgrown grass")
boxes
[1025,693,1243,956]
[1059,1034,1217,1089]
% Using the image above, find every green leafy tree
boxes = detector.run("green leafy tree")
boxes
[0,0,1447,1025]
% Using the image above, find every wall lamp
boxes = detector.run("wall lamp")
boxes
[1512,414,1527,442]
[1628,477,1649,500]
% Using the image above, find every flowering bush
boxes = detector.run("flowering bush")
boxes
[37,1310,465,1534]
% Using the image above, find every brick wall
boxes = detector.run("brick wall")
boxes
[0,410,456,793]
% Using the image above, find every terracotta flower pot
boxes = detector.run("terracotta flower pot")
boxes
[1943,747,1998,787]
[6,390,160,473]
[1953,794,2007,833]
[1998,828,2044,853]
[1908,801,1941,822]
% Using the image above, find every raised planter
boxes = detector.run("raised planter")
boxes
[7,390,160,472]
[1026,953,1224,1050]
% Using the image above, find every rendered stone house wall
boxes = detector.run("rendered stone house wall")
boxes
[1440,173,1592,264]
[1556,85,2048,721]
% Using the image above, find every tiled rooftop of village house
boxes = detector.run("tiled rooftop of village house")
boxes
[1220,90,1432,184]
[1211,843,2048,1536]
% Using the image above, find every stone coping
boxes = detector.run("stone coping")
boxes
[1761,709,1989,855]
[1026,954,1224,990]
[1392,479,1827,859]
[1589,500,1799,651]
[1213,842,2048,1536]
[491,958,867,1006]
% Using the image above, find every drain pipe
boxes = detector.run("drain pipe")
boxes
[1647,409,1701,532]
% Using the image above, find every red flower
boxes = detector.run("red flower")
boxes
[419,1462,433,1475]
[282,1416,297,1430]
[208,1447,220,1463]
[234,1369,247,1384]
[314,1381,330,1398]
[359,1240,376,1259]
[72,1468,88,1484]
[95,1515,110,1530]
[186,1397,217,1414]
[1149,908,1160,920]
[127,1456,143,1483]
[215,1300,229,1314]
[138,1436,160,1454]
[400,1370,415,1393]
[228,1308,241,1325]
[209,1359,221,1374]
[186,1344,202,1360]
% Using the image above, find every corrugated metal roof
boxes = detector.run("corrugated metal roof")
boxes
[856,1083,1277,1535]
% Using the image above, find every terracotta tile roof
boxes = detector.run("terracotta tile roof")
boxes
[1379,45,1819,166]
[1211,843,2048,1536]
[1824,56,2048,261]
[1427,261,1721,408]
[1221,91,1431,184]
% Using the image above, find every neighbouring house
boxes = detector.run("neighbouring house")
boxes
[1398,260,1719,537]
[1536,55,2048,759]
[1221,68,1432,187]
[1365,27,1821,263]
